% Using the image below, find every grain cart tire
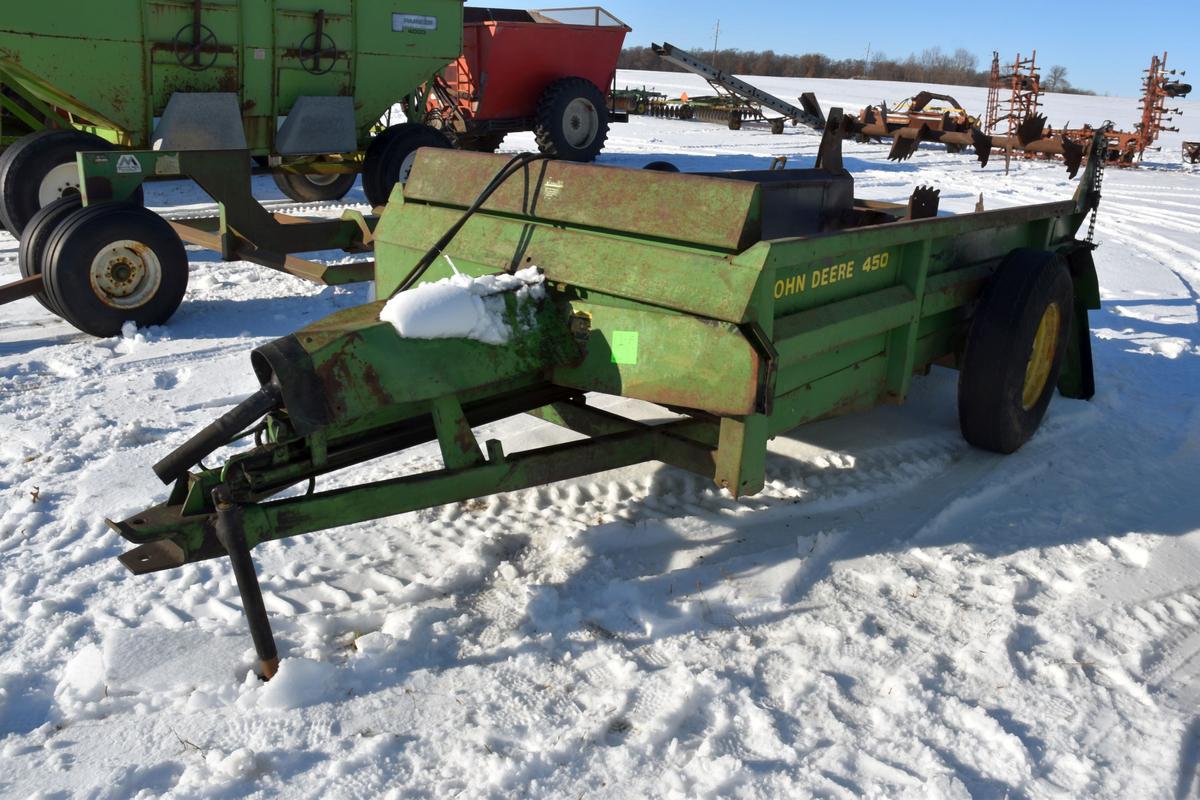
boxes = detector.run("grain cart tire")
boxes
[43,204,188,337]
[271,170,356,203]
[534,77,609,162]
[17,195,82,314]
[958,248,1074,454]
[0,130,144,236]
[362,123,452,207]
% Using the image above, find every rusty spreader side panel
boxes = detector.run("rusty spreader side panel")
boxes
[401,149,764,253]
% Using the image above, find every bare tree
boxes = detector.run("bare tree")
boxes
[1046,65,1070,92]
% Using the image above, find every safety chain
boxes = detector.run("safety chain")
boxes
[1086,123,1113,244]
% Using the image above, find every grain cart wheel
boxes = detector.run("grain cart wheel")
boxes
[0,129,144,236]
[534,77,609,162]
[17,195,82,314]
[958,248,1074,454]
[42,204,188,337]
[271,170,356,203]
[361,123,452,207]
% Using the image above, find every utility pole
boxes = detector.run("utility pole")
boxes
[864,42,872,77]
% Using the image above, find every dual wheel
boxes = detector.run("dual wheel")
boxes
[0,129,145,236]
[19,198,188,337]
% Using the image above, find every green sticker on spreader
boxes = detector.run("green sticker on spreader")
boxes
[610,331,639,365]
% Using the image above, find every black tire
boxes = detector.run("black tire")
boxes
[42,203,189,337]
[533,77,609,162]
[17,195,81,314]
[728,112,743,131]
[0,129,144,236]
[271,170,356,203]
[958,248,1074,454]
[361,123,452,207]
[770,118,785,135]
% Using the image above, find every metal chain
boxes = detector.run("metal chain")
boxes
[1086,124,1112,244]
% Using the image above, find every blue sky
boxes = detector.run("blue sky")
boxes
[476,2,1196,97]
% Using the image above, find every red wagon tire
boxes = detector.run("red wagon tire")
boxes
[534,77,609,162]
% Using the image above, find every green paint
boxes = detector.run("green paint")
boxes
[610,331,639,365]
[0,1,463,156]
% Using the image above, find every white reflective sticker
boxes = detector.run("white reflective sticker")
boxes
[392,13,438,32]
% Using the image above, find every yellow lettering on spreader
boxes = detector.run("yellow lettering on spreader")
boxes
[774,252,888,300]
[773,272,807,299]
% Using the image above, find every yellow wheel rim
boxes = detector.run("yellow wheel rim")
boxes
[1022,302,1061,410]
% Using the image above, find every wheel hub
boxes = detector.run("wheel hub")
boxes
[1021,302,1061,410]
[563,98,599,149]
[38,162,82,207]
[89,240,163,309]
[303,172,341,187]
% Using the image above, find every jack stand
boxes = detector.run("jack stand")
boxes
[213,485,280,680]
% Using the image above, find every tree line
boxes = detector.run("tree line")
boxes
[618,46,1094,95]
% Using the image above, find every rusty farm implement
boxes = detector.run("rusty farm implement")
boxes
[105,119,1109,677]
[0,4,635,336]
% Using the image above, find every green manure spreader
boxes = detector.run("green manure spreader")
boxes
[109,120,1108,678]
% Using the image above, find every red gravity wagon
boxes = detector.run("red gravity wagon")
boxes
[425,6,631,160]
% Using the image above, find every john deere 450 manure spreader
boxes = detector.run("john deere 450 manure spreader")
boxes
[109,118,1108,678]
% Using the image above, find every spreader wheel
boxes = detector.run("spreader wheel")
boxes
[42,204,189,337]
[271,170,356,203]
[534,77,609,162]
[0,129,144,236]
[17,195,82,314]
[361,123,452,207]
[958,248,1074,454]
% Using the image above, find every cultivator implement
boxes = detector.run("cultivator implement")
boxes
[109,119,1108,678]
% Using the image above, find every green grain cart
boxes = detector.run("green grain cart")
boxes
[0,0,464,234]
[109,120,1106,678]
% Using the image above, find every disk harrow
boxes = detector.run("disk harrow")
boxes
[840,106,1088,177]
[109,120,1109,678]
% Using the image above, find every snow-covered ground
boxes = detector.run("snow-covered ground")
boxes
[1,72,1199,799]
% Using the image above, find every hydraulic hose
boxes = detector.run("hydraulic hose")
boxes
[153,384,282,485]
[388,152,553,299]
